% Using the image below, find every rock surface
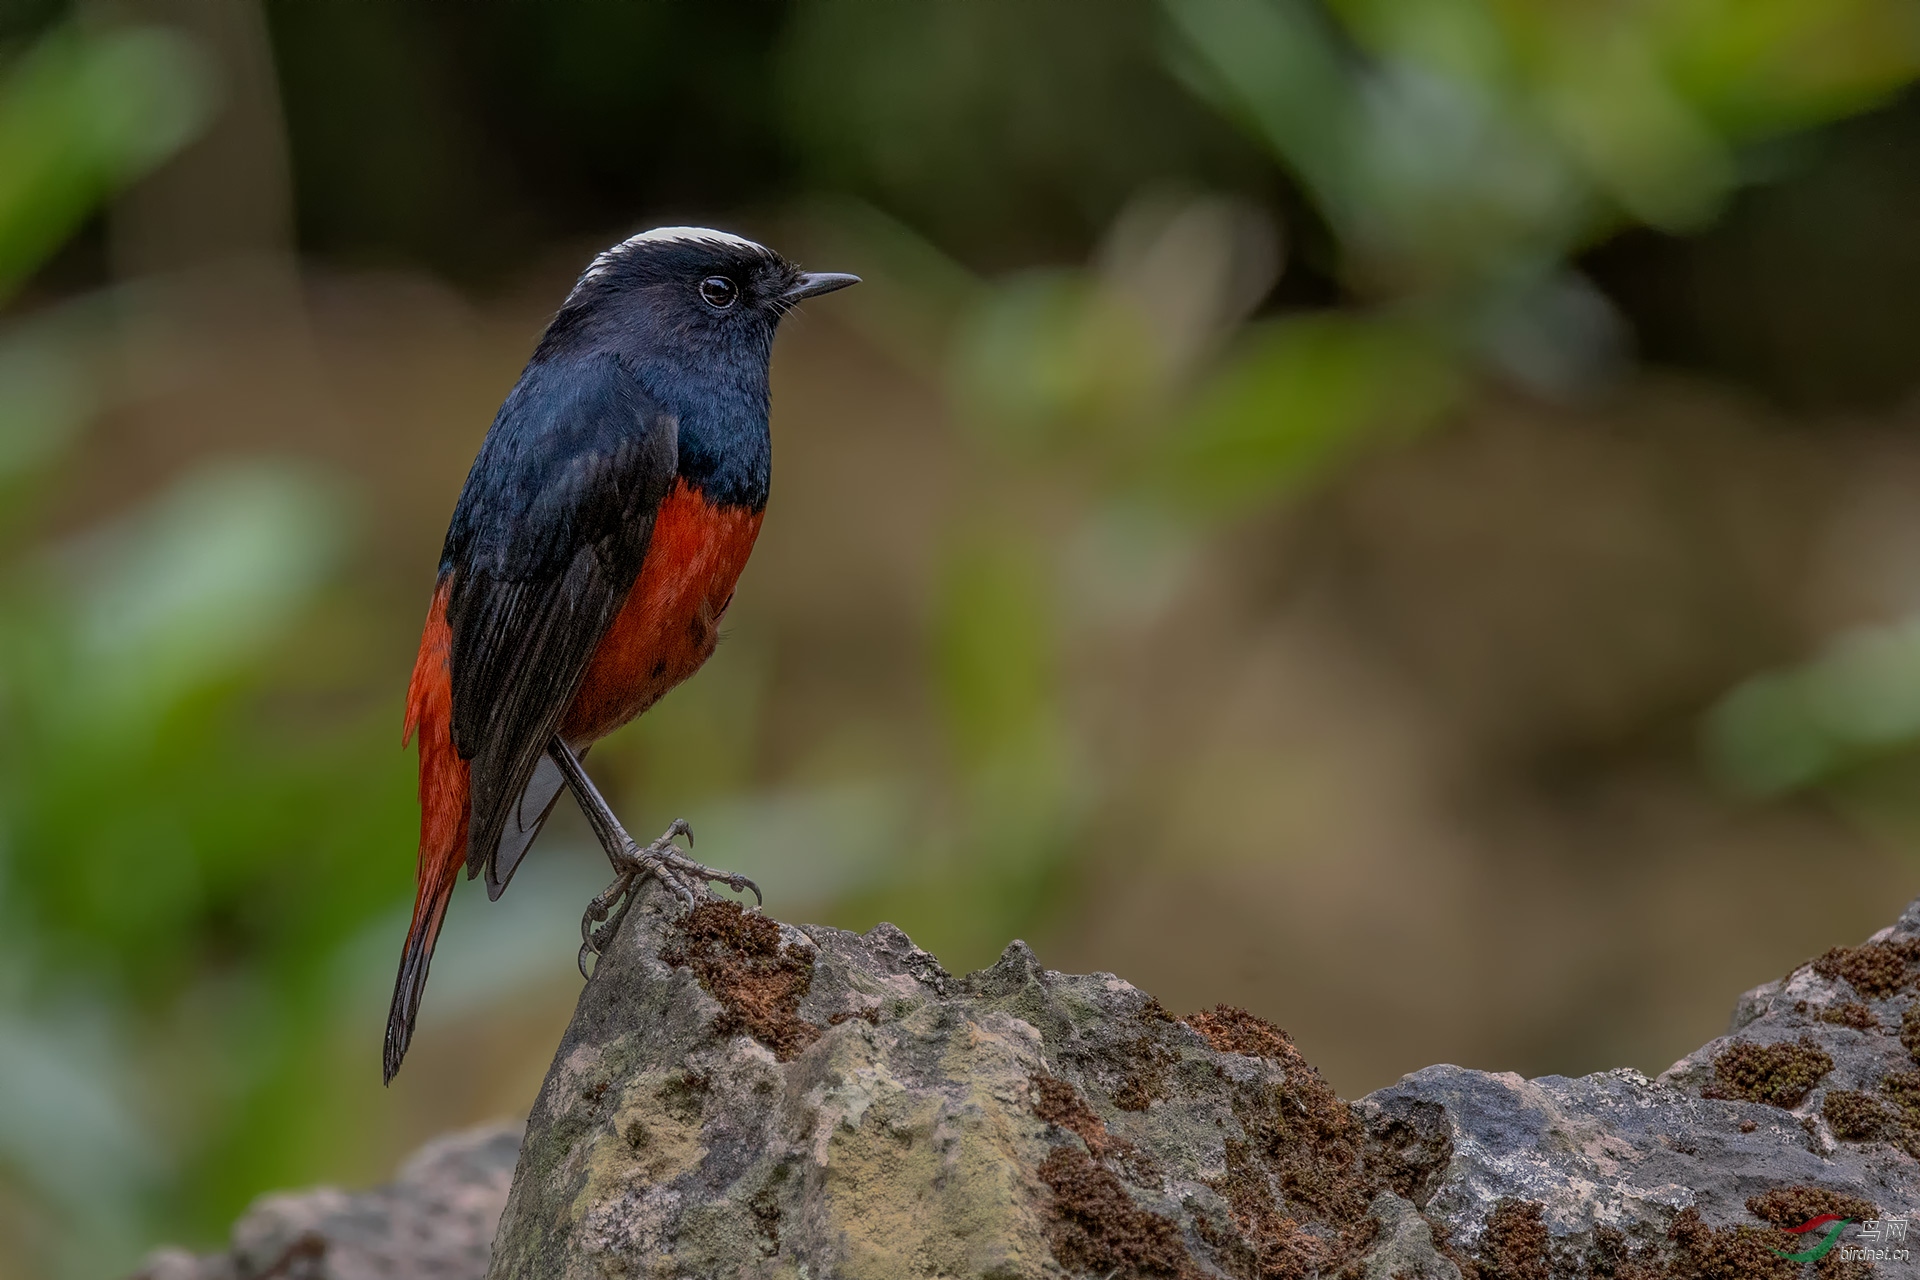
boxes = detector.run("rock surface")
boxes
[485,886,1920,1277]
[143,890,1920,1278]
[133,1124,521,1280]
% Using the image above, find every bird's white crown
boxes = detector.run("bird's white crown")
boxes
[624,226,762,251]
[574,226,770,294]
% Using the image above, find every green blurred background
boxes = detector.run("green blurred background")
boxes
[3,0,1920,1274]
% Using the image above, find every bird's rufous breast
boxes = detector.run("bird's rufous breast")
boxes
[561,480,763,743]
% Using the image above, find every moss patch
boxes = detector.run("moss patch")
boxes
[1883,1067,1920,1116]
[1902,1003,1920,1060]
[1821,1090,1887,1140]
[1584,1223,1663,1280]
[1425,1215,1483,1280]
[1871,1069,1920,1157]
[1746,1184,1878,1227]
[660,901,822,1061]
[1665,1206,1796,1280]
[1037,1146,1200,1278]
[1211,1137,1319,1280]
[1820,1090,1881,1143]
[1113,1041,1173,1113]
[1032,1071,1115,1157]
[1242,1072,1360,1219]
[1185,1005,1308,1068]
[655,1068,708,1123]
[1818,1001,1879,1030]
[1109,1001,1178,1113]
[1476,1198,1550,1280]
[1701,1036,1833,1108]
[1811,939,1920,998]
[1183,1006,1385,1279]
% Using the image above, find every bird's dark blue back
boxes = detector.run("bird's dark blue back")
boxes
[443,354,676,582]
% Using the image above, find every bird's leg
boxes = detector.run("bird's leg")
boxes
[546,738,762,973]
[547,739,762,903]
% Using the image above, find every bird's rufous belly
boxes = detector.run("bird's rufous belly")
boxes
[561,480,763,743]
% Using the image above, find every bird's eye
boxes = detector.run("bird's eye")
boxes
[698,276,739,309]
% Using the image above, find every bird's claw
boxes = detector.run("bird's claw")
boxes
[576,819,763,977]
[617,819,762,907]
[577,872,638,978]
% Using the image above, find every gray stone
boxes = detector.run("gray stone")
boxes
[149,889,1920,1278]
[133,1123,521,1280]
[1361,1193,1460,1280]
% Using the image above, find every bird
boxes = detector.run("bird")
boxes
[384,226,858,1083]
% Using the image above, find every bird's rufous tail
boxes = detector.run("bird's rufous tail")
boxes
[386,579,470,1083]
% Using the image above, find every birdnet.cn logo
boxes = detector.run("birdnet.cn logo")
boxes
[1776,1213,1911,1264]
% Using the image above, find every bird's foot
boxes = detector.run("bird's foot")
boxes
[624,819,763,906]
[577,820,763,977]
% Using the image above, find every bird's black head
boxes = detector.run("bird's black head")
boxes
[538,226,858,368]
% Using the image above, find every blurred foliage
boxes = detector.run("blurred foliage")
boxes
[797,0,1920,964]
[0,1,1918,1276]
[0,25,205,297]
[1707,617,1920,795]
[0,20,414,1280]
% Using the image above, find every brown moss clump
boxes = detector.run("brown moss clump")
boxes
[1819,1001,1879,1030]
[1422,1215,1484,1280]
[1140,996,1177,1023]
[1883,1068,1920,1115]
[1746,1184,1879,1227]
[1751,1203,1880,1278]
[1820,1090,1887,1141]
[1037,1146,1201,1279]
[1107,999,1179,1113]
[1701,1036,1833,1108]
[1185,1005,1308,1069]
[1811,940,1920,998]
[1259,1076,1364,1223]
[1902,1003,1920,1060]
[1585,1224,1664,1280]
[1476,1199,1550,1280]
[1208,1138,1321,1280]
[1032,1072,1115,1157]
[1873,1069,1920,1157]
[1816,1255,1875,1280]
[1665,1206,1796,1280]
[1195,1027,1376,1278]
[1114,1037,1174,1112]
[659,901,821,1061]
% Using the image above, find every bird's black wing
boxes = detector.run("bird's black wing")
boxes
[484,749,571,898]
[442,352,676,895]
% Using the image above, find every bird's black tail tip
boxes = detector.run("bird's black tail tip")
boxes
[382,919,436,1085]
[382,997,416,1085]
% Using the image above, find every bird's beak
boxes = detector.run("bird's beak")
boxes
[782,272,861,303]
